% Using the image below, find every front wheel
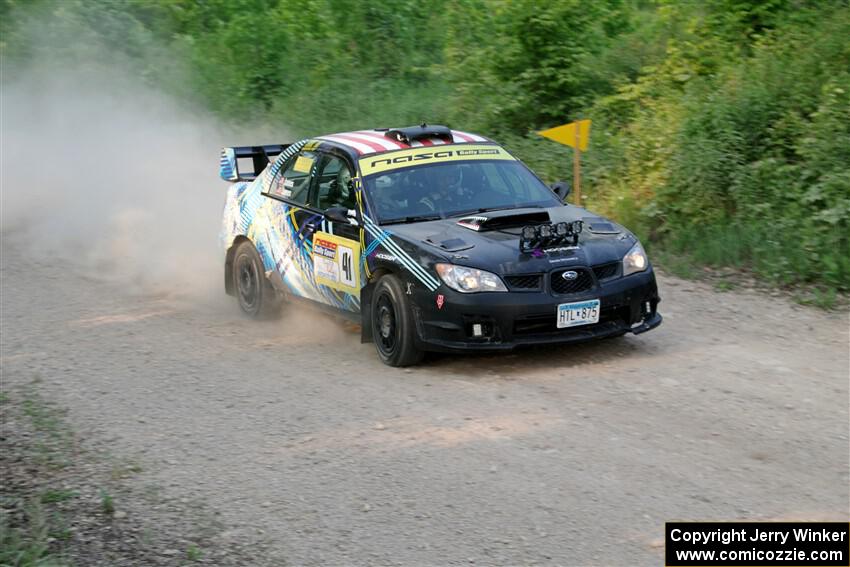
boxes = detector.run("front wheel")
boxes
[232,240,281,319]
[371,275,423,367]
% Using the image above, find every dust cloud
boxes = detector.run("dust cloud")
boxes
[0,63,280,302]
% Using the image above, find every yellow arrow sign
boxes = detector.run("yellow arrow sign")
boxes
[537,119,591,151]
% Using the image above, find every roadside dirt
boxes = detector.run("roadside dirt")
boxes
[1,383,262,566]
[1,233,848,566]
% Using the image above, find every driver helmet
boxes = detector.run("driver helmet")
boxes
[336,167,352,200]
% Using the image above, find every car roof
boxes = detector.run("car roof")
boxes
[314,128,493,159]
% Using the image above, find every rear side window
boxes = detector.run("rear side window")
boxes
[271,150,319,205]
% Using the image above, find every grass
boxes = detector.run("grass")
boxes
[647,222,847,309]
[0,500,66,567]
[3,383,220,564]
[653,249,698,280]
[39,490,77,505]
[47,512,73,543]
[21,397,66,439]
[99,489,114,516]
[186,544,202,562]
[1,386,73,566]
[18,386,74,470]
[795,286,840,310]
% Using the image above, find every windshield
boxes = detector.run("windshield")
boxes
[363,160,562,224]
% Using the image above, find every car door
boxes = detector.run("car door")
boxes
[308,152,362,313]
[262,147,327,303]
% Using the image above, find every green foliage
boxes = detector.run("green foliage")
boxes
[0,500,66,567]
[594,5,850,290]
[442,0,632,135]
[99,489,114,516]
[39,490,77,505]
[2,0,848,293]
[186,544,203,561]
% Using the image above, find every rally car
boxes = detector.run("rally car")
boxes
[219,124,661,366]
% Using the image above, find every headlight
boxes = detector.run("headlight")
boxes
[623,242,648,276]
[435,263,508,293]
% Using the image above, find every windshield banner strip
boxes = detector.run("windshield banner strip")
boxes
[359,144,515,176]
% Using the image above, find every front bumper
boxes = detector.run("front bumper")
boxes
[411,267,661,352]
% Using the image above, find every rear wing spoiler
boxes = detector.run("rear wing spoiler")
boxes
[219,144,290,182]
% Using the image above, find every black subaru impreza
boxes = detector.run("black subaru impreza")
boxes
[219,124,661,366]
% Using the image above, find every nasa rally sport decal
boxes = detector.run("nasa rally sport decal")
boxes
[312,232,361,295]
[358,144,515,176]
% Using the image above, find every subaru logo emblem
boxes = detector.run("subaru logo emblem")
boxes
[562,271,578,281]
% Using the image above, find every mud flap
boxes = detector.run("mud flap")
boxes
[360,284,374,343]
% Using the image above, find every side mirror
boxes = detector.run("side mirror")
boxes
[325,206,360,226]
[551,181,571,202]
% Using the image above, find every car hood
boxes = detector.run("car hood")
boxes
[382,205,639,274]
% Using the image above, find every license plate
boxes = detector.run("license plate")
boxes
[557,299,600,328]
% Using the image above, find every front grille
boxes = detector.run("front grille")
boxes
[550,268,594,295]
[592,262,620,281]
[505,274,543,291]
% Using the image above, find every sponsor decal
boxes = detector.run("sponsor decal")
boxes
[548,257,578,263]
[532,244,581,261]
[436,294,445,310]
[293,155,314,173]
[544,245,580,253]
[374,252,398,262]
[359,144,515,176]
[270,176,294,197]
[312,232,361,294]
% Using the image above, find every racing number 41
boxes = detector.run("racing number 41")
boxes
[339,246,355,287]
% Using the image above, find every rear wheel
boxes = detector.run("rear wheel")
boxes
[371,275,423,367]
[232,240,281,319]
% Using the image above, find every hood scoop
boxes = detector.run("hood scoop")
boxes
[583,217,620,234]
[457,209,550,232]
[423,235,474,252]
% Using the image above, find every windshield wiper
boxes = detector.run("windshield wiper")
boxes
[380,214,442,225]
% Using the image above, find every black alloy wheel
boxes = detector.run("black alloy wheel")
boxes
[370,274,423,367]
[231,240,281,319]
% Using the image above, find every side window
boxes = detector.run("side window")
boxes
[314,154,356,211]
[270,150,319,205]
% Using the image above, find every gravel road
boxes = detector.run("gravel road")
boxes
[2,233,848,566]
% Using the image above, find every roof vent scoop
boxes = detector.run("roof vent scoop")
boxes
[385,123,453,145]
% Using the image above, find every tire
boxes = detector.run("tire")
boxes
[371,274,423,367]
[231,240,281,319]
